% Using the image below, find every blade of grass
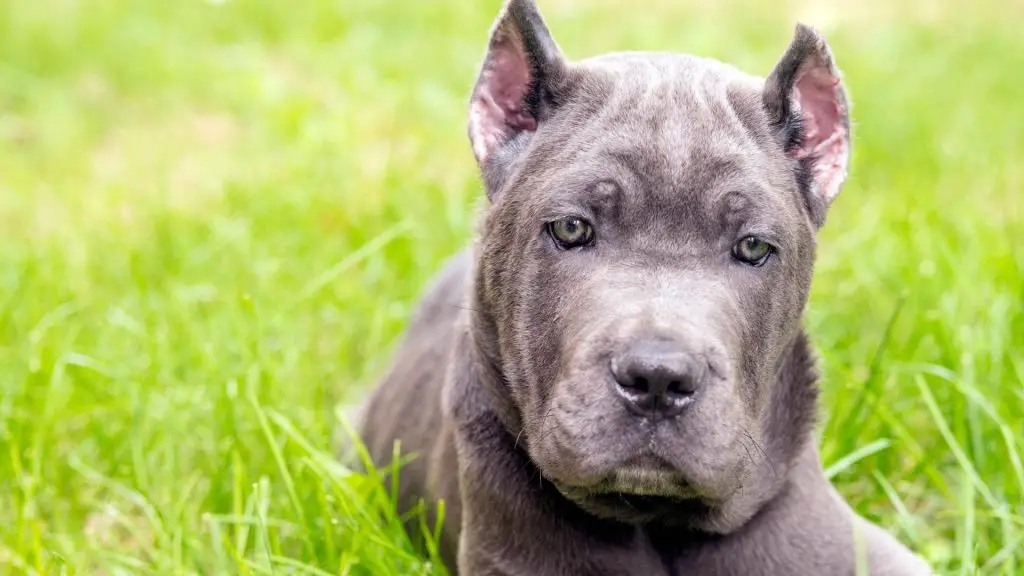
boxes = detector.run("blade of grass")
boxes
[825,438,892,480]
[269,555,337,576]
[289,220,412,308]
[254,478,276,576]
[871,470,922,546]
[916,375,1002,512]
[247,365,312,558]
[959,471,977,576]
[828,295,906,451]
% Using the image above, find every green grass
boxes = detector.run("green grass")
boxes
[0,0,1021,573]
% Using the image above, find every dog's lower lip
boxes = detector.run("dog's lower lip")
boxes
[584,457,698,499]
[553,459,695,501]
[599,468,696,498]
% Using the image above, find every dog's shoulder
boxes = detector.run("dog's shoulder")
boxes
[357,248,473,468]
[404,248,474,334]
[853,515,933,576]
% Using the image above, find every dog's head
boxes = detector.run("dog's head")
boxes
[467,0,850,532]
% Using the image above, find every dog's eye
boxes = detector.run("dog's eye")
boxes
[548,217,595,249]
[732,236,773,266]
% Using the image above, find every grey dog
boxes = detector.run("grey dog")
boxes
[356,0,932,574]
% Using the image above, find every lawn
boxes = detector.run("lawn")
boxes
[0,0,1021,574]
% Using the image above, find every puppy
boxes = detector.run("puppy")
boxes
[357,1,932,574]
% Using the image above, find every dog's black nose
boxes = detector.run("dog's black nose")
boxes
[610,340,702,418]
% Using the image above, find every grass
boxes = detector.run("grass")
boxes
[0,0,1021,573]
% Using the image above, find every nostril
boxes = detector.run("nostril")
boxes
[633,376,649,393]
[667,378,695,397]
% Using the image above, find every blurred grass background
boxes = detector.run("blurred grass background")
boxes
[0,0,1022,574]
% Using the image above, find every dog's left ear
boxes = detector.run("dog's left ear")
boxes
[764,23,851,226]
[468,0,566,197]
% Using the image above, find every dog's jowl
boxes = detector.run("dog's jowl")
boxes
[357,1,932,574]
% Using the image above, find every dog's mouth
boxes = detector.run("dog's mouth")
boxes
[600,463,695,497]
[560,487,712,525]
[553,454,711,522]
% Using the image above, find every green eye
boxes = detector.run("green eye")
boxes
[732,236,773,266]
[548,217,595,248]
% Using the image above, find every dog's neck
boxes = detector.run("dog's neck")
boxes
[464,283,822,532]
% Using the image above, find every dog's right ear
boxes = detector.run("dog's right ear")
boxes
[468,0,566,197]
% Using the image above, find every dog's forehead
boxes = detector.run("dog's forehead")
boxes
[571,52,766,135]
[577,51,764,99]
[535,52,789,209]
[552,53,774,179]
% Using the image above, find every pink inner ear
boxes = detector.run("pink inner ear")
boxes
[469,29,538,164]
[791,64,849,203]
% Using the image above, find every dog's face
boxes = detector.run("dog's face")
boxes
[467,0,850,531]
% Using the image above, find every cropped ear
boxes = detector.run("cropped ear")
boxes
[468,0,566,193]
[763,23,851,226]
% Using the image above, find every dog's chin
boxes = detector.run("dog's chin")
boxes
[553,457,719,525]
[568,492,716,525]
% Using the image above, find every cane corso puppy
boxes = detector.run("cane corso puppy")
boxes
[356,1,931,574]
